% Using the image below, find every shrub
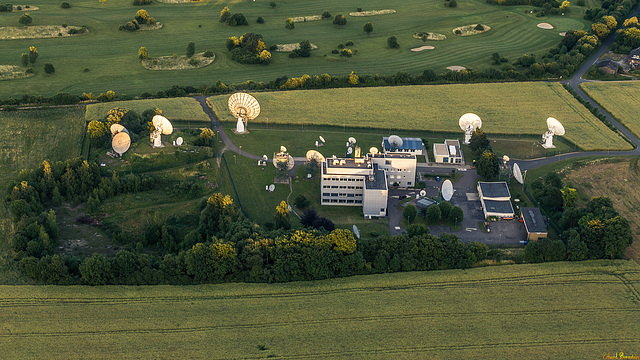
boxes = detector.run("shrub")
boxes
[133,0,153,4]
[256,16,264,24]
[475,24,484,31]
[228,13,248,26]
[138,46,148,59]
[203,49,214,58]
[19,13,33,25]
[188,58,199,66]
[345,40,354,46]
[454,29,462,34]
[340,48,353,57]
[61,2,71,8]
[387,35,399,48]
[44,64,56,74]
[186,41,195,57]
[331,49,339,54]
[448,0,457,7]
[321,10,331,19]
[62,23,68,28]
[338,43,345,49]
[333,14,347,27]
[270,2,276,8]
[68,27,86,35]
[357,7,363,12]
[294,194,310,208]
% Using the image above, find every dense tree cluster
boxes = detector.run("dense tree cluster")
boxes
[119,9,156,31]
[613,16,640,52]
[226,33,271,64]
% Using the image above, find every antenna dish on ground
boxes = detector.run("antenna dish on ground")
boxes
[459,113,482,144]
[280,146,287,153]
[268,184,275,192]
[306,150,326,164]
[352,225,360,239]
[542,117,565,149]
[347,147,353,155]
[503,155,510,163]
[151,115,173,148]
[388,135,403,149]
[262,154,268,160]
[176,137,183,146]
[513,163,524,185]
[441,179,454,201]
[112,131,131,155]
[369,147,379,155]
[419,190,427,197]
[319,136,326,143]
[348,137,357,144]
[228,93,260,134]
[110,123,126,135]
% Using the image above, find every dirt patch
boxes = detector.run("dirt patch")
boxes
[138,23,163,31]
[291,15,321,22]
[564,161,640,263]
[142,52,214,70]
[0,25,88,40]
[55,203,121,257]
[0,65,34,81]
[413,32,447,41]
[447,65,466,71]
[452,24,491,36]
[537,23,554,29]
[274,42,318,52]
[11,5,39,11]
[349,9,396,16]
[411,46,435,52]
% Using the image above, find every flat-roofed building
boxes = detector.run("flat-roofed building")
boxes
[477,181,514,219]
[371,153,416,188]
[382,137,424,156]
[521,207,548,241]
[433,139,462,164]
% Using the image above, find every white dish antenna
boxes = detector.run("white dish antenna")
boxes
[513,163,524,185]
[348,137,357,144]
[110,123,126,135]
[306,150,326,164]
[459,113,482,144]
[419,190,426,197]
[228,92,260,134]
[280,146,287,153]
[112,131,131,155]
[347,147,353,155]
[319,136,326,143]
[441,179,454,201]
[502,155,510,163]
[176,137,184,146]
[352,225,360,239]
[388,135,403,149]
[262,154,268,160]
[542,117,565,149]
[268,184,275,192]
[151,115,173,148]
[369,147,379,155]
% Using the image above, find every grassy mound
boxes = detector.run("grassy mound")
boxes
[141,52,214,71]
[0,65,33,81]
[452,24,491,36]
[0,25,87,40]
[413,32,447,41]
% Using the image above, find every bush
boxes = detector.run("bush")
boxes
[448,0,457,7]
[186,42,195,57]
[294,194,310,208]
[333,14,347,27]
[228,13,248,26]
[345,40,354,46]
[338,43,345,49]
[475,24,484,31]
[256,16,264,24]
[454,29,462,35]
[188,58,199,66]
[133,0,153,4]
[61,2,71,8]
[387,35,399,48]
[203,49,214,58]
[44,64,55,74]
[270,2,276,8]
[68,27,87,34]
[321,10,331,19]
[331,49,339,54]
[19,13,33,25]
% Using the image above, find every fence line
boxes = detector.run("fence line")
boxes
[221,153,249,218]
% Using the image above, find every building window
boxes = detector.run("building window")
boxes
[339,199,346,203]
[443,157,448,162]
[331,199,338,203]
[331,193,338,196]
[356,194,362,197]
[347,200,354,203]
[408,182,412,185]
[456,158,461,163]
[380,208,385,212]
[355,200,362,204]
[347,194,355,197]
[331,185,338,188]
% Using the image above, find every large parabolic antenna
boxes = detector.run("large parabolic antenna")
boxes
[228,92,260,134]
[441,179,454,201]
[513,163,524,185]
[541,117,565,149]
[459,113,482,144]
[273,146,295,170]
[369,147,379,155]
[151,115,173,148]
[388,135,403,150]
[112,126,131,156]
[306,150,326,165]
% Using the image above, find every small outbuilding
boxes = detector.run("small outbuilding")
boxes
[382,137,424,155]
[521,207,548,241]
[477,181,514,219]
[433,139,462,164]
[597,60,619,75]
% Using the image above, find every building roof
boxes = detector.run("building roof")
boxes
[478,182,511,199]
[521,207,547,233]
[365,164,387,190]
[482,199,514,215]
[325,157,370,169]
[630,47,640,57]
[598,60,619,70]
[383,137,423,151]
[433,143,448,156]
[444,139,460,147]
[416,198,437,209]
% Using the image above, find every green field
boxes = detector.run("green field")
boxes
[581,81,640,138]
[1,260,638,358]
[209,83,632,151]
[84,97,210,122]
[0,0,592,97]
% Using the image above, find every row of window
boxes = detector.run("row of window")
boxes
[322,185,363,190]
[322,177,364,182]
[322,199,363,204]
[323,193,363,197]
[441,157,462,164]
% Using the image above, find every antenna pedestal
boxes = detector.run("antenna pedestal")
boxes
[464,133,472,145]
[235,118,247,134]
[541,132,555,149]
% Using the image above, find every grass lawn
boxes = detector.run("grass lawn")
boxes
[208,83,630,151]
[581,81,640,138]
[0,0,592,97]
[85,97,210,122]
[1,260,639,358]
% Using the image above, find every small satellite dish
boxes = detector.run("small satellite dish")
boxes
[459,113,482,144]
[388,135,403,149]
[112,131,131,155]
[268,184,275,192]
[542,117,565,149]
[319,136,326,143]
[352,225,360,239]
[262,154,268,160]
[280,146,287,153]
[419,190,426,197]
[441,179,454,201]
[513,163,524,185]
[348,137,357,144]
[347,147,353,155]
[503,155,510,163]
[228,92,260,134]
[176,137,184,146]
[369,147,379,155]
[306,150,326,164]
[110,123,125,135]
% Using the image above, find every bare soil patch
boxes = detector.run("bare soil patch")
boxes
[0,25,87,40]
[291,15,321,22]
[0,65,33,80]
[349,9,396,16]
[411,46,435,52]
[274,42,318,52]
[452,24,491,36]
[142,52,214,70]
[447,65,466,71]
[413,32,447,41]
[11,5,39,11]
[138,22,163,31]
[55,203,120,257]
[564,160,640,263]
[537,22,554,29]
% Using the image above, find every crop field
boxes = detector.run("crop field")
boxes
[581,82,640,138]
[1,260,639,358]
[209,83,632,151]
[0,0,593,97]
[85,97,210,122]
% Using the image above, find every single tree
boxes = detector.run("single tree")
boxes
[449,206,464,224]
[138,46,149,59]
[426,205,441,223]
[270,2,276,8]
[333,14,347,27]
[44,63,55,74]
[285,17,295,31]
[21,53,29,67]
[364,22,373,36]
[219,6,230,23]
[256,16,264,24]
[476,150,500,180]
[403,204,418,223]
[28,46,38,64]
[469,129,490,156]
[321,10,331,19]
[294,194,310,208]
[274,200,290,229]
[186,42,195,57]
[387,35,399,48]
[438,201,452,219]
[19,13,33,25]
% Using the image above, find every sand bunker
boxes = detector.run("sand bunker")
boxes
[411,46,435,51]
[559,32,566,36]
[12,5,39,11]
[142,52,214,70]
[291,15,321,22]
[274,43,318,52]
[447,66,466,71]
[0,65,34,81]
[138,23,163,31]
[413,32,447,41]
[349,9,396,16]
[452,24,491,36]
[0,25,88,40]
[537,23,554,29]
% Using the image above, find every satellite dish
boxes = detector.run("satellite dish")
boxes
[176,137,184,146]
[151,115,173,148]
[513,163,524,185]
[348,137,357,144]
[441,179,454,201]
[112,131,131,155]
[369,147,379,155]
[542,117,565,148]
[268,184,275,192]
[228,92,260,134]
[306,150,326,164]
[419,190,426,197]
[388,135,403,149]
[503,155,510,162]
[273,153,295,170]
[110,123,125,135]
[347,147,353,155]
[280,146,287,153]
[262,154,268,160]
[319,136,326,143]
[352,225,360,239]
[459,113,482,144]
